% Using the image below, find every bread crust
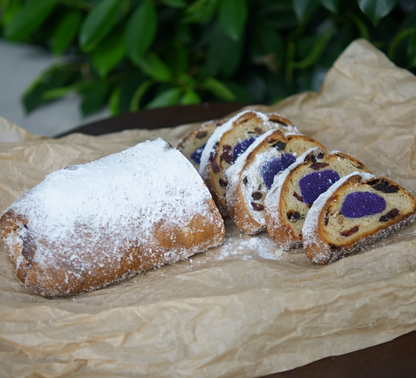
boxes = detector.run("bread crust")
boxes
[303,174,416,264]
[0,140,225,297]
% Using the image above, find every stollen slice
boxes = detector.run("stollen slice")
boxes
[176,118,227,170]
[199,110,299,217]
[265,148,371,250]
[303,172,416,264]
[226,130,326,235]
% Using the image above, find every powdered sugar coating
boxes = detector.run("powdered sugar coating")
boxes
[3,139,224,296]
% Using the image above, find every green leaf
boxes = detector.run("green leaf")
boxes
[78,81,110,116]
[180,89,201,105]
[388,27,413,61]
[224,81,253,103]
[357,0,399,26]
[161,0,186,8]
[182,0,218,23]
[145,87,182,108]
[292,0,320,23]
[407,27,416,67]
[218,0,248,41]
[206,26,244,78]
[293,24,334,69]
[79,0,121,52]
[130,80,154,111]
[125,0,157,65]
[137,52,172,82]
[249,21,285,67]
[203,77,236,101]
[320,0,340,14]
[350,13,370,40]
[91,27,126,77]
[51,10,83,56]
[2,0,22,25]
[5,0,58,41]
[109,86,122,115]
[22,65,75,113]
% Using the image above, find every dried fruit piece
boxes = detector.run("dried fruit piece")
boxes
[287,211,300,222]
[222,145,233,164]
[196,131,207,139]
[252,191,262,200]
[379,208,399,222]
[340,225,359,237]
[251,202,265,211]
[293,191,304,202]
[309,162,329,171]
[219,179,228,188]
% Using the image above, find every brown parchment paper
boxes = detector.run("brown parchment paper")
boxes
[1,39,416,378]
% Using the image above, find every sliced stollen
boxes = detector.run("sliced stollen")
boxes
[264,148,371,250]
[0,139,225,297]
[176,118,227,170]
[226,130,326,235]
[199,110,299,217]
[303,173,416,264]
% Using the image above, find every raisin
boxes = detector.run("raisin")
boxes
[385,185,399,193]
[222,145,233,164]
[243,176,248,186]
[340,225,359,237]
[287,211,300,222]
[211,160,220,173]
[254,127,263,134]
[273,141,286,150]
[310,162,329,171]
[209,150,217,162]
[196,131,207,139]
[219,179,228,188]
[252,191,262,200]
[379,208,399,222]
[317,152,325,159]
[293,192,304,202]
[371,179,399,193]
[367,179,379,186]
[324,213,329,225]
[251,202,265,211]
[330,243,341,250]
[311,154,318,163]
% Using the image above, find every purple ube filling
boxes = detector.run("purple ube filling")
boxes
[191,143,206,165]
[299,170,340,204]
[233,137,258,162]
[341,192,386,218]
[261,154,296,189]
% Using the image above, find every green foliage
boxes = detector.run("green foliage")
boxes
[1,0,416,117]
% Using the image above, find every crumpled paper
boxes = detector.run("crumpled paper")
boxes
[1,39,416,378]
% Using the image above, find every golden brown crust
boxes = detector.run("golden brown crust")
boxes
[1,200,224,297]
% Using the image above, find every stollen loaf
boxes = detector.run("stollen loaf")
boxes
[0,139,225,297]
